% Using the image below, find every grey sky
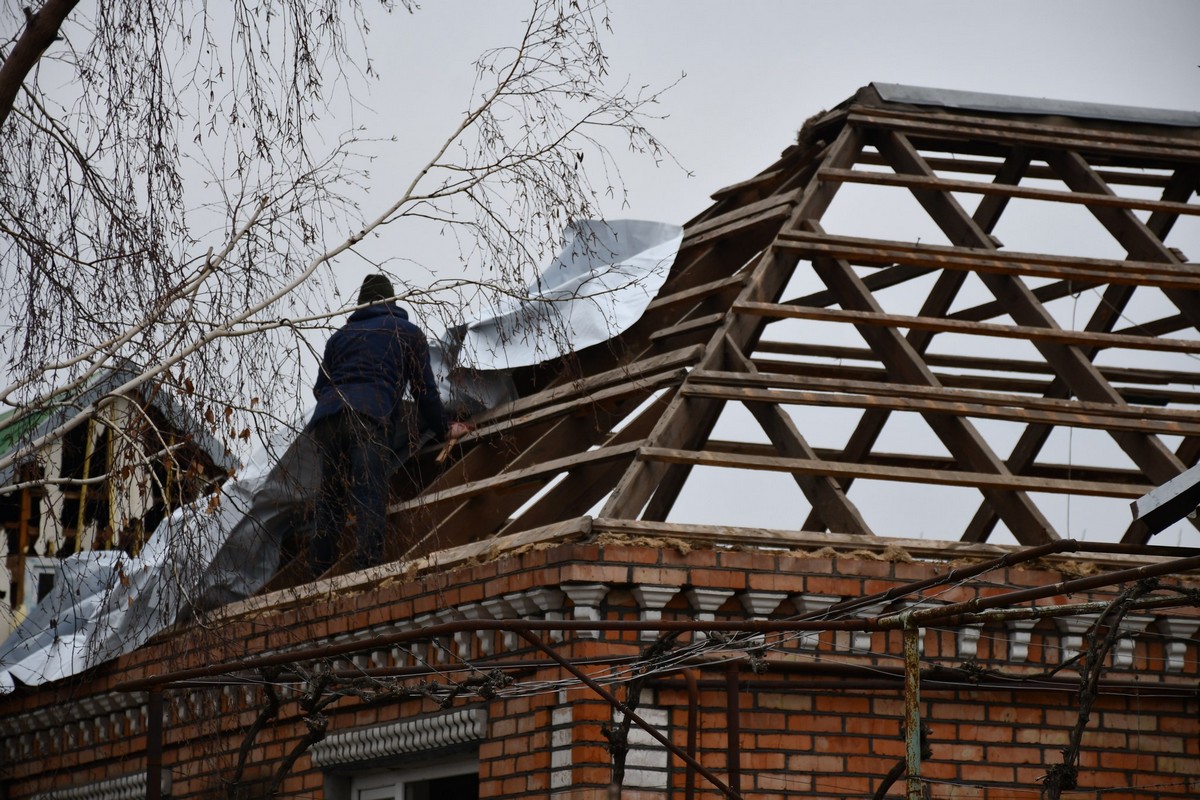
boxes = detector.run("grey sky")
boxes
[364,0,1199,225]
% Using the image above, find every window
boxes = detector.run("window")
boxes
[347,758,478,800]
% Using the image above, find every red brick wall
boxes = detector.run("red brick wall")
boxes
[1,540,1197,799]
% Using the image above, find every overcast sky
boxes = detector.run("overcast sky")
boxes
[359,0,1199,239]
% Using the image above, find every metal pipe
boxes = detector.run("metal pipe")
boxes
[801,538,1198,625]
[146,689,163,800]
[805,538,1083,622]
[886,552,1200,629]
[114,618,890,692]
[902,621,922,800]
[650,676,1197,697]
[683,668,699,800]
[945,593,1186,626]
[726,662,741,798]
[513,629,744,800]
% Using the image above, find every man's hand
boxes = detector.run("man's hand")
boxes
[435,420,476,464]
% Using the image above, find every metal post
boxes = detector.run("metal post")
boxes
[902,617,923,800]
[147,689,163,800]
[726,662,741,797]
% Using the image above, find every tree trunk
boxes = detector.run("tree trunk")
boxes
[0,0,80,129]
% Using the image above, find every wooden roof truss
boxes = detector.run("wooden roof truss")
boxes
[390,90,1200,555]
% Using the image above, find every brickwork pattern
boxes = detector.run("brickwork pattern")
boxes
[0,541,1197,799]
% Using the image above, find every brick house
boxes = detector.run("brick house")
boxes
[2,85,1200,799]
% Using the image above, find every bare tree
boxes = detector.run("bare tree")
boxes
[0,0,675,502]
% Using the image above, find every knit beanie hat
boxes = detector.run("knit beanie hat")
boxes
[358,274,395,305]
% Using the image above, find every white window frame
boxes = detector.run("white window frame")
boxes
[349,757,479,800]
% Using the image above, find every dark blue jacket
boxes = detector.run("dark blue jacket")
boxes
[309,304,449,438]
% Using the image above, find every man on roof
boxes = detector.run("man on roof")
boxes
[307,274,472,576]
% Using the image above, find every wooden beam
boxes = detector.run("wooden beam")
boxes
[694,369,1200,428]
[802,214,1060,544]
[787,263,933,309]
[682,381,1200,438]
[737,302,1200,355]
[722,337,874,535]
[645,273,747,314]
[819,167,1200,217]
[648,312,727,344]
[391,440,645,515]
[750,356,1200,407]
[775,231,1200,290]
[702,440,1148,486]
[468,345,701,429]
[496,389,669,535]
[848,109,1200,165]
[600,124,870,521]
[873,132,1191,535]
[753,340,1200,387]
[639,447,1150,500]
[854,151,1178,189]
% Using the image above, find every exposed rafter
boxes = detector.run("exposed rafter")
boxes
[293,84,1200,582]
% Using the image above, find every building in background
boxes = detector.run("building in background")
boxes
[0,369,233,639]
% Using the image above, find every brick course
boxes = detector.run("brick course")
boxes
[1,540,1197,799]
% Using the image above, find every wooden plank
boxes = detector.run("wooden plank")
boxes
[483,368,685,439]
[819,168,1200,217]
[775,231,1200,290]
[800,215,1060,545]
[647,312,727,343]
[750,357,1200,406]
[471,344,703,426]
[702,440,1147,486]
[722,337,874,535]
[855,151,1177,189]
[948,279,1085,324]
[754,340,1200,386]
[600,124,871,521]
[398,387,675,557]
[736,301,1200,355]
[682,382,1200,438]
[874,132,1191,532]
[645,274,747,313]
[692,370,1200,429]
[496,391,669,535]
[1112,314,1191,338]
[787,263,932,309]
[638,447,1151,499]
[682,189,799,244]
[411,349,696,502]
[848,109,1200,164]
[390,440,644,514]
